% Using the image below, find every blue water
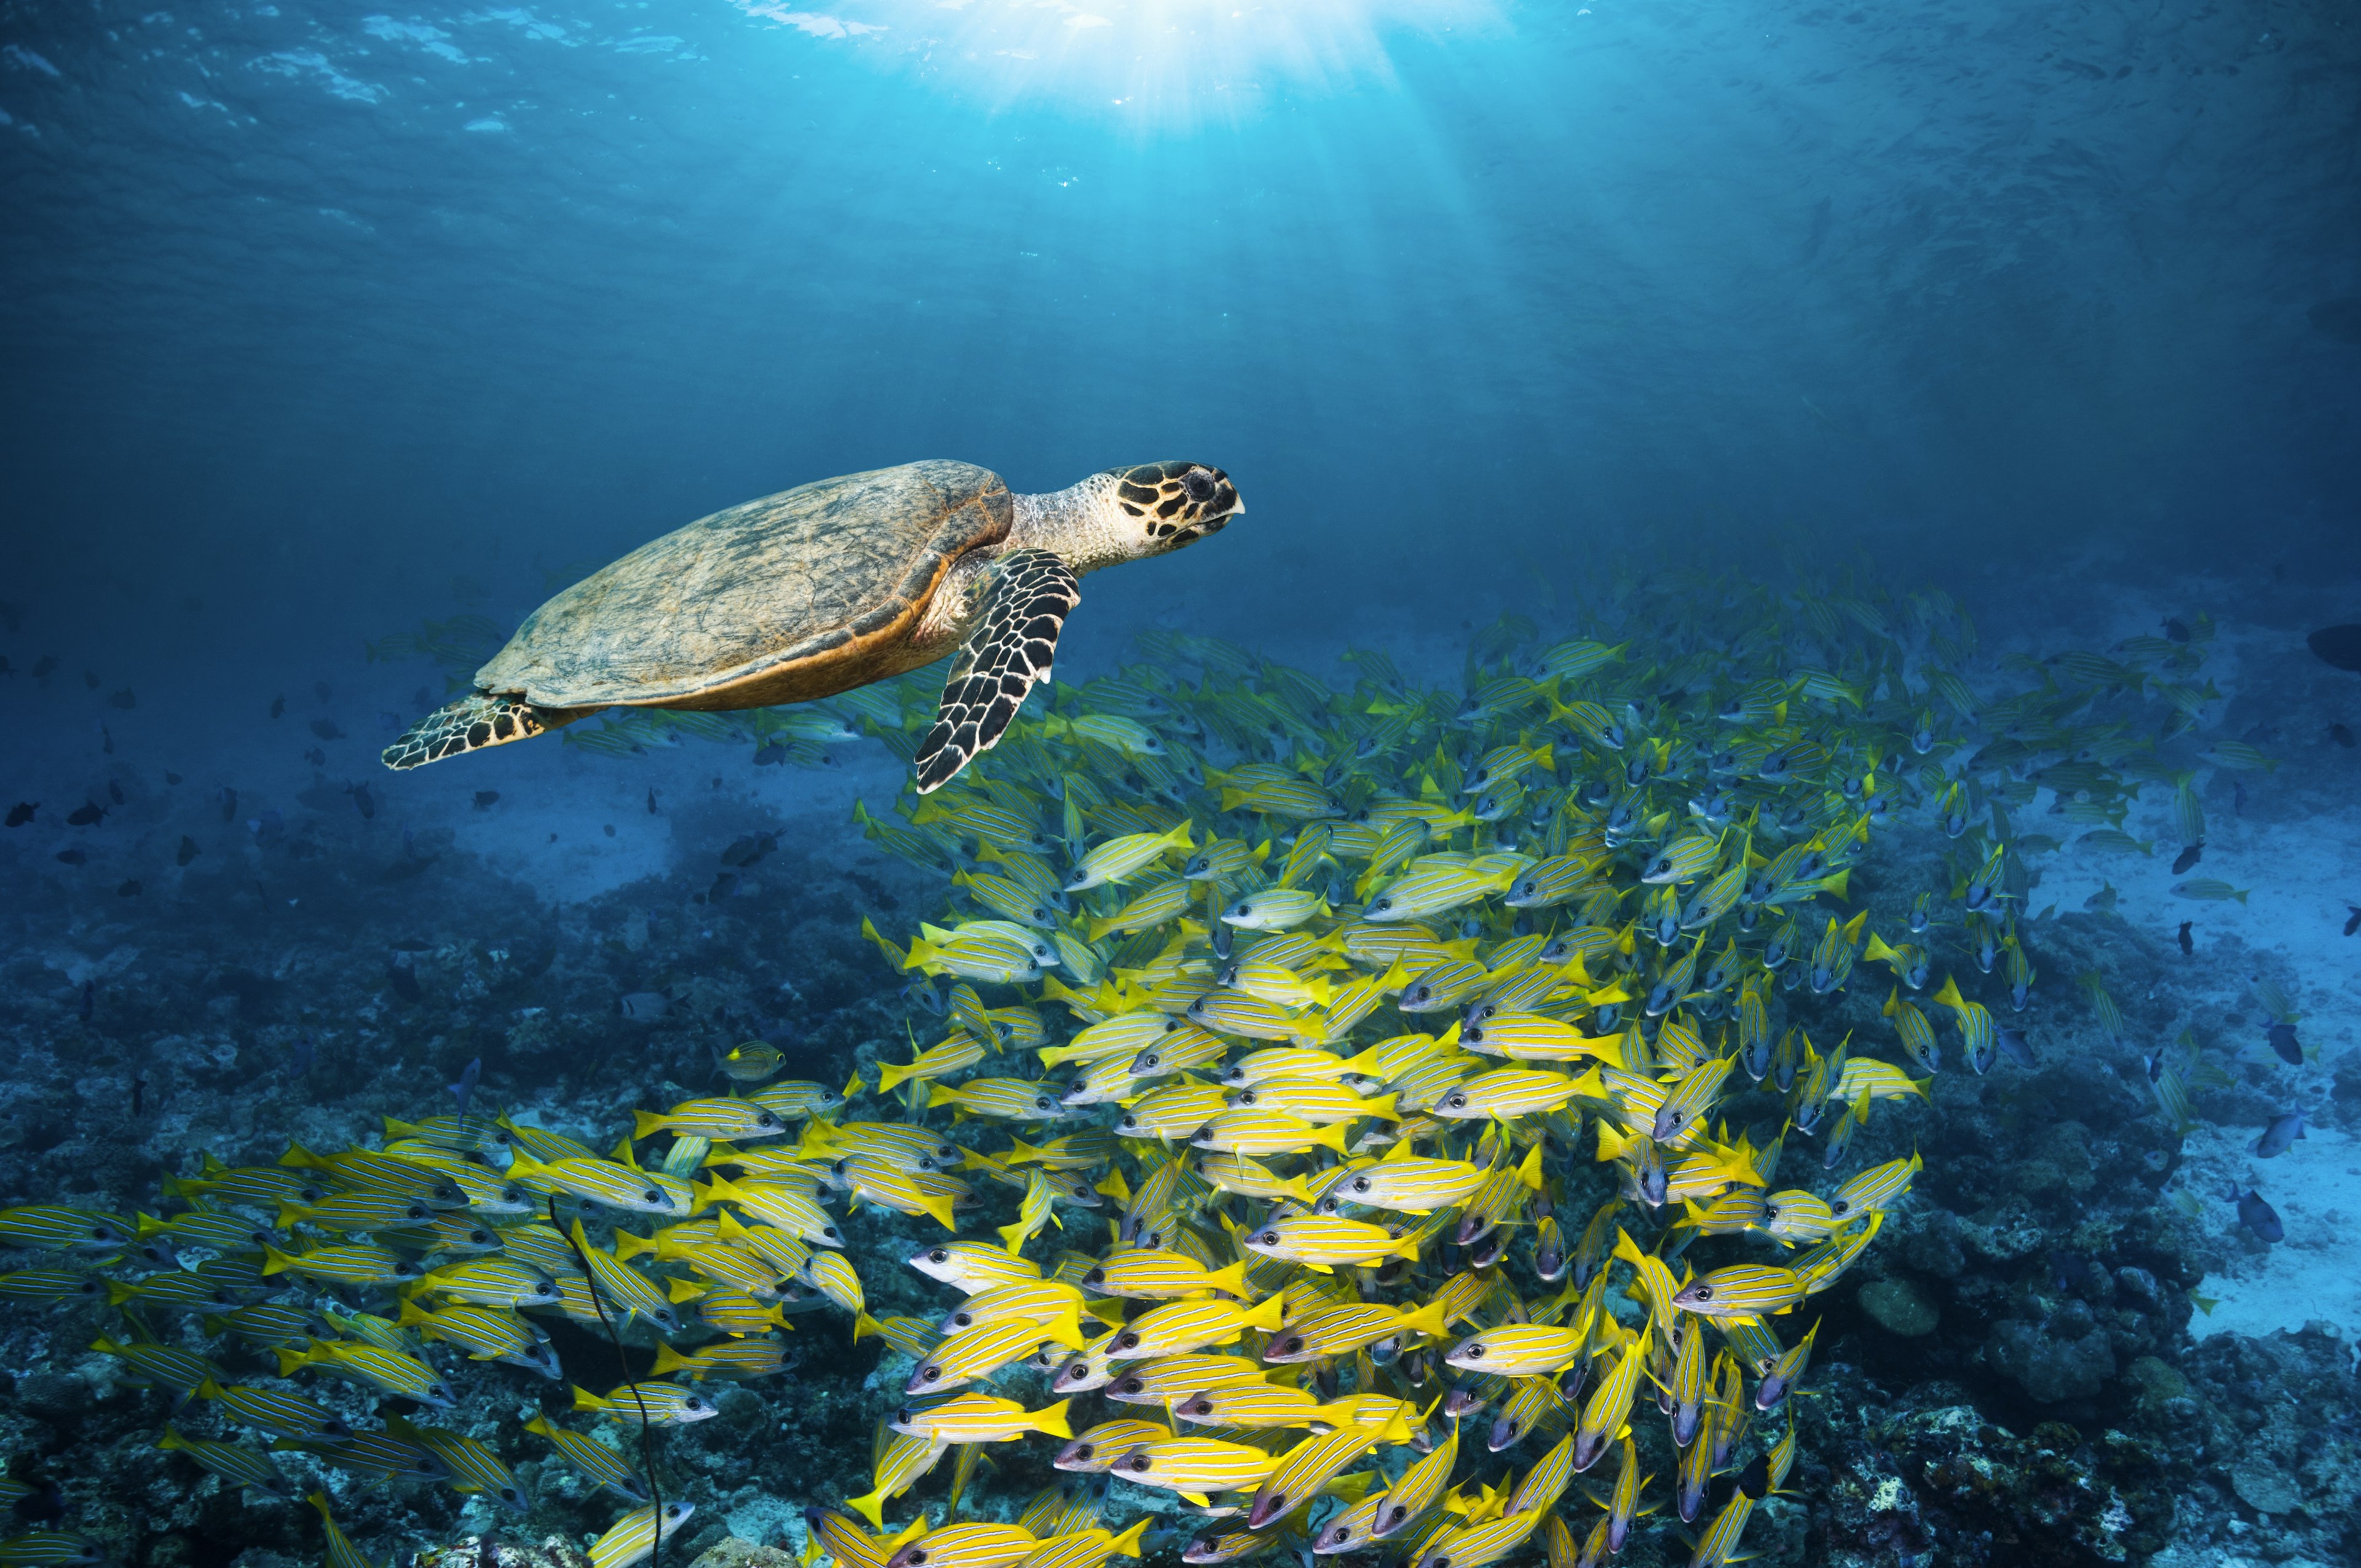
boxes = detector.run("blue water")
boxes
[7,0,2359,680]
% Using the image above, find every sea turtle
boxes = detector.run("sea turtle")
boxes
[381,459,1242,792]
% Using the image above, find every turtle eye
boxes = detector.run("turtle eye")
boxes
[1184,469,1216,502]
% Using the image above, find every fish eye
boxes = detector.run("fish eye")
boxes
[1118,1376,1144,1392]
[1035,1098,1053,1111]
[919,1366,941,1383]
[1695,1286,1713,1301]
[1831,1200,1849,1216]
[1446,1095,1468,1109]
[1125,1455,1151,1472]
[928,1249,949,1263]
[1083,1267,1104,1284]
[643,1189,662,1204]
[1466,1344,1485,1358]
[908,1554,928,1564]
[1256,1231,1279,1245]
[1351,1177,1370,1192]
[1235,904,1251,916]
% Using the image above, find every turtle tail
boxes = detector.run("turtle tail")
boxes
[382,693,588,770]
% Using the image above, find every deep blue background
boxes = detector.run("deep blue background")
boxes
[3,0,2359,731]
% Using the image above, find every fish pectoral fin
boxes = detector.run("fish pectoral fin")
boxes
[914,549,1081,795]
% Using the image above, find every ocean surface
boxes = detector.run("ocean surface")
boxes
[2,4,2359,1567]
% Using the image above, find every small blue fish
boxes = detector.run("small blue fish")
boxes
[2250,1111,2305,1159]
[2266,1022,2301,1066]
[2231,1186,2283,1243]
[449,1058,481,1117]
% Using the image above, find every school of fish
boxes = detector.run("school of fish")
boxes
[0,578,2282,1568]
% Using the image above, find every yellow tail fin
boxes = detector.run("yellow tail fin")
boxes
[1201,1260,1250,1299]
[1243,1293,1286,1332]
[570,1385,607,1414]
[630,1111,669,1141]
[651,1342,690,1376]
[1034,1397,1074,1439]
[1107,1519,1150,1558]
[847,1487,888,1532]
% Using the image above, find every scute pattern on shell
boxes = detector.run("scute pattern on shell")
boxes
[475,460,1013,708]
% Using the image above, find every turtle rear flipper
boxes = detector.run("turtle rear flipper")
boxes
[914,549,1080,794]
[382,693,591,770]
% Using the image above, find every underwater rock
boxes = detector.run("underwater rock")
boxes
[1858,1276,1940,1337]
[686,1538,801,1568]
[411,1537,593,1568]
[1990,1318,2117,1403]
[2230,1456,2304,1516]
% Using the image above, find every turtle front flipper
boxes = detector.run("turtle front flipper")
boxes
[382,693,591,770]
[914,549,1081,794]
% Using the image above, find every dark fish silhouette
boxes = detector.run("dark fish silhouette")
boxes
[164,771,181,785]
[1995,1026,2036,1068]
[2331,723,2356,749]
[116,879,141,897]
[107,688,136,710]
[6,802,34,827]
[82,669,98,688]
[2346,905,2360,937]
[310,719,344,741]
[389,959,423,1001]
[449,1057,481,1116]
[271,695,285,719]
[304,747,326,766]
[721,833,777,868]
[32,655,57,679]
[2171,843,2202,874]
[100,724,113,755]
[2162,617,2191,644]
[2177,921,2193,956]
[55,848,86,866]
[177,836,200,867]
[647,787,660,815]
[2231,1187,2284,1243]
[349,782,377,819]
[107,779,124,806]
[473,791,500,810]
[66,801,106,827]
[2266,1021,2301,1065]
[2308,624,2361,672]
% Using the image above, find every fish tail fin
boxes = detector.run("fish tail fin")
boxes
[1315,1122,1352,1156]
[1034,1397,1074,1439]
[1244,1293,1287,1332]
[630,1111,667,1141]
[996,1219,1030,1254]
[847,1487,889,1533]
[650,1342,690,1376]
[852,1312,881,1342]
[273,1346,309,1377]
[1399,1300,1450,1341]
[571,1385,609,1413]
[103,1281,138,1307]
[260,1245,296,1277]
[1107,1519,1150,1558]
[877,1061,916,1094]
[610,1229,657,1261]
[917,1189,960,1233]
[395,1298,432,1327]
[1202,1261,1251,1298]
[1388,1231,1423,1263]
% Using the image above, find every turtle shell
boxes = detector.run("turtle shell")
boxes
[476,460,1012,711]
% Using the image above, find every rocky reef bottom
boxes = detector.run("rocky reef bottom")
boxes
[1,779,2357,1568]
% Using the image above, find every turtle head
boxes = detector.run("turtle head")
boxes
[1022,461,1241,574]
[1109,461,1243,553]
